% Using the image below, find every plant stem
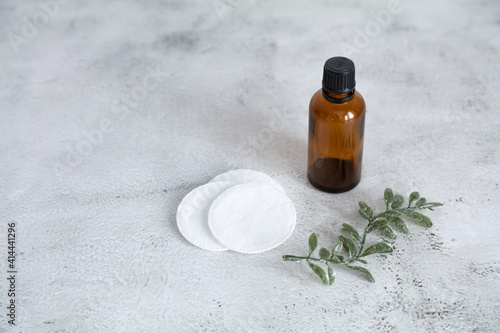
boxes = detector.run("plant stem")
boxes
[356,224,369,257]
[282,255,343,266]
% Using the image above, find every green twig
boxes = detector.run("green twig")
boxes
[283,188,443,285]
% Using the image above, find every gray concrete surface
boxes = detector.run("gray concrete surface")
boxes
[1,0,499,332]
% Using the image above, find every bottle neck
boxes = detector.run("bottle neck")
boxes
[322,88,355,104]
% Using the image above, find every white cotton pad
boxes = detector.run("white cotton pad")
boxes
[176,181,237,251]
[210,169,285,193]
[208,183,296,254]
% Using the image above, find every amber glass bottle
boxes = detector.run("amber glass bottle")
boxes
[307,57,366,193]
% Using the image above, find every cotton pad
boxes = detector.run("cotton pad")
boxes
[176,181,236,251]
[210,169,285,193]
[208,183,296,254]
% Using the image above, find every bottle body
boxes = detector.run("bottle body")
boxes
[307,89,366,192]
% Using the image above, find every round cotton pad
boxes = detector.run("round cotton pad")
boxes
[208,183,296,254]
[210,169,285,193]
[176,181,236,251]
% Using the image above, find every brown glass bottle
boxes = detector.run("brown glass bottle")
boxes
[307,57,366,193]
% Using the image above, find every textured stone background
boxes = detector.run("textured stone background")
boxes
[1,0,499,332]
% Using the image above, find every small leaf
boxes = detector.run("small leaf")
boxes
[391,195,404,209]
[379,225,397,240]
[418,214,433,228]
[332,242,343,257]
[346,265,375,282]
[308,233,318,254]
[367,219,388,233]
[382,210,402,218]
[399,209,433,228]
[309,263,329,285]
[386,215,409,233]
[358,202,373,220]
[361,242,393,257]
[327,266,335,286]
[384,188,394,207]
[355,258,368,264]
[409,191,420,206]
[342,223,361,243]
[358,209,370,220]
[327,258,341,264]
[338,235,357,258]
[319,248,330,259]
[420,202,444,210]
[415,197,427,208]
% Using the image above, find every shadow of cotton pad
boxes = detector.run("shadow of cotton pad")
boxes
[176,181,236,251]
[208,183,296,254]
[210,169,285,193]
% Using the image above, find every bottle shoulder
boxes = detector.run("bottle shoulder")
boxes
[310,89,365,120]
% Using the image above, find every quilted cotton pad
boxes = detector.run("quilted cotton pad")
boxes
[176,181,236,251]
[208,183,296,254]
[210,169,285,193]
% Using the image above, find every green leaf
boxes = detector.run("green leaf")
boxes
[425,202,444,207]
[355,258,368,264]
[380,210,402,219]
[319,248,330,259]
[367,219,389,233]
[342,223,361,243]
[332,242,343,257]
[358,202,373,220]
[308,233,318,255]
[379,225,397,240]
[309,263,329,285]
[415,197,427,208]
[384,188,394,207]
[386,215,409,233]
[361,242,393,257]
[409,191,420,206]
[327,258,341,264]
[391,195,404,209]
[338,235,357,258]
[327,266,335,285]
[399,209,433,228]
[420,202,444,211]
[346,265,375,282]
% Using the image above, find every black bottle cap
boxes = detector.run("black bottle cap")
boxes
[322,57,356,94]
